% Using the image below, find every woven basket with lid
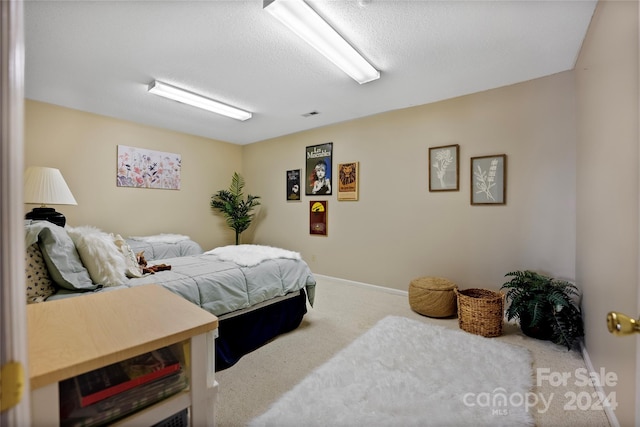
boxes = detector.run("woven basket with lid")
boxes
[408,277,458,318]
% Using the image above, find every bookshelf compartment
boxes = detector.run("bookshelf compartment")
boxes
[28,285,218,427]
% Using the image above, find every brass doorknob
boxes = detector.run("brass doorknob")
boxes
[607,311,640,336]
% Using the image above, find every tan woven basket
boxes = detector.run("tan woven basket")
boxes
[455,288,504,337]
[408,277,458,318]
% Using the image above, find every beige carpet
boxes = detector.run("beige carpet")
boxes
[215,276,611,427]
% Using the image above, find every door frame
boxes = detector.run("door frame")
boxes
[0,0,30,424]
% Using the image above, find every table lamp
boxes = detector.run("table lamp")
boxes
[24,166,77,227]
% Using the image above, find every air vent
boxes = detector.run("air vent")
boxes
[302,111,320,118]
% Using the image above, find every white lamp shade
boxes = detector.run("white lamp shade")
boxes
[24,166,77,206]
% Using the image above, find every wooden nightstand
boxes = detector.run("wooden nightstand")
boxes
[28,284,219,426]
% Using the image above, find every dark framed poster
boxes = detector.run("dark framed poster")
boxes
[309,200,327,236]
[286,169,301,201]
[306,142,333,196]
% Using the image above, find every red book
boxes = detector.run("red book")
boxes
[73,347,181,407]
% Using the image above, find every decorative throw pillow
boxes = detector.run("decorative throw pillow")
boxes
[25,243,57,303]
[28,221,96,291]
[67,225,127,287]
[113,234,143,278]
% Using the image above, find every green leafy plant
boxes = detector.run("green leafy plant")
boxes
[210,172,261,245]
[501,270,584,350]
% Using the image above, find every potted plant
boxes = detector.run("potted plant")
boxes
[210,172,261,245]
[501,270,584,350]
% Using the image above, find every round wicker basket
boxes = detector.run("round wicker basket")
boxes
[455,288,504,337]
[408,277,458,318]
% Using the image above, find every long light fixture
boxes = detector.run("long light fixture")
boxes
[264,0,380,84]
[148,80,252,121]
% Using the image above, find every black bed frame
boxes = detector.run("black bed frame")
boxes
[215,289,308,371]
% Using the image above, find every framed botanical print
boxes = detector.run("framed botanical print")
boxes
[471,154,506,205]
[429,144,459,192]
[306,143,333,196]
[337,162,359,201]
[286,169,301,201]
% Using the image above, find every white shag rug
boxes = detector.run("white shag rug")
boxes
[250,316,533,427]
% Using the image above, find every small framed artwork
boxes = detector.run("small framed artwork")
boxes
[471,154,507,205]
[429,144,459,192]
[337,162,359,201]
[306,143,333,196]
[309,200,327,236]
[286,169,301,201]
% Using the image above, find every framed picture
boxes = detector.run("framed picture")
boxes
[429,144,459,192]
[286,169,301,201]
[337,162,359,201]
[471,154,507,205]
[117,145,181,190]
[309,200,327,236]
[306,143,333,196]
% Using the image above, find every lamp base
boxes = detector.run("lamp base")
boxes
[25,207,67,227]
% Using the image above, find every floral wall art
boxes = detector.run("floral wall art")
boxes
[471,154,506,205]
[429,144,459,191]
[117,145,181,190]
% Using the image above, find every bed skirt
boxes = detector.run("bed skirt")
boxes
[215,289,308,371]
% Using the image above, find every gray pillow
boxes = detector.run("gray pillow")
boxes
[26,221,96,291]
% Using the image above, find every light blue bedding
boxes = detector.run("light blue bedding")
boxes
[27,220,315,317]
[123,253,315,316]
[125,238,203,261]
[50,252,315,317]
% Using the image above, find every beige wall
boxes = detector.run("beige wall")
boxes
[23,2,639,421]
[576,1,639,425]
[24,100,243,250]
[243,72,577,292]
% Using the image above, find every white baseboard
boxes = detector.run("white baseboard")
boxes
[313,274,408,297]
[581,342,620,427]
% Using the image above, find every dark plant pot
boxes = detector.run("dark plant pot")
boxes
[519,313,554,341]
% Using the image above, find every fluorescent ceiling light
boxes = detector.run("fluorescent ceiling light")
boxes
[148,80,252,121]
[264,0,380,84]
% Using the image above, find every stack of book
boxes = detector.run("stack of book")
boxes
[60,346,188,427]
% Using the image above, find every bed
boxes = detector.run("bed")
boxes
[24,221,316,371]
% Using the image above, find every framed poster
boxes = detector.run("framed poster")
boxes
[309,200,327,236]
[286,169,301,201]
[429,144,459,192]
[471,154,506,205]
[306,142,333,196]
[337,162,359,201]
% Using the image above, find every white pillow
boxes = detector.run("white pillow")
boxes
[67,225,127,287]
[113,234,144,278]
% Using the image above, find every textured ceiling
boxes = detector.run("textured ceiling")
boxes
[24,0,597,145]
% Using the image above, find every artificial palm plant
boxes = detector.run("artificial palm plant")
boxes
[210,172,261,245]
[501,270,584,350]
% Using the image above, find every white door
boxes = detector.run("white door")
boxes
[606,307,640,425]
[0,1,31,425]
